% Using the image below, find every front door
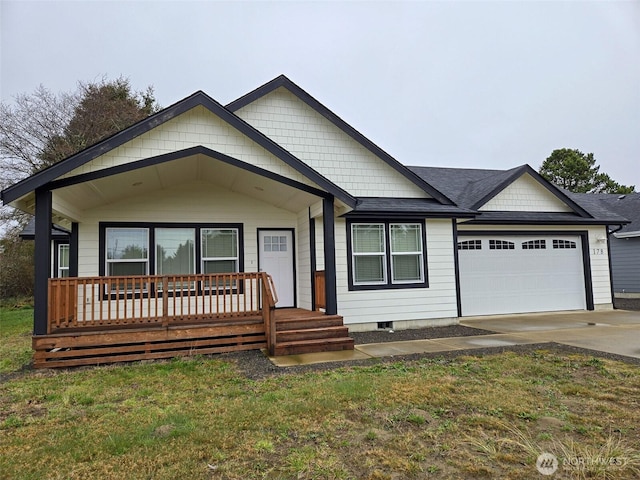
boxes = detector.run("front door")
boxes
[258,230,295,307]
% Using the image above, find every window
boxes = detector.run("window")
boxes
[263,235,287,252]
[553,239,576,249]
[201,229,239,274]
[349,221,426,289]
[390,224,424,283]
[102,224,242,281]
[106,228,149,276]
[489,240,515,250]
[57,244,70,278]
[156,228,195,275]
[457,240,482,250]
[522,239,546,250]
[352,224,386,285]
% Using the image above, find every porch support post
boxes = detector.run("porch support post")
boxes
[34,188,52,335]
[69,222,79,277]
[322,196,338,315]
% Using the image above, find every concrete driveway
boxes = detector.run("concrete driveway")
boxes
[461,309,640,360]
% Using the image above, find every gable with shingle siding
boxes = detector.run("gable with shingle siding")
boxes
[234,87,428,198]
[479,173,574,212]
[58,105,319,189]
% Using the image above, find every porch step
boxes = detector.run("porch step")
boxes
[275,314,344,332]
[273,337,355,356]
[272,311,354,355]
[276,326,350,343]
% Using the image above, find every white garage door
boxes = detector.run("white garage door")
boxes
[458,235,587,316]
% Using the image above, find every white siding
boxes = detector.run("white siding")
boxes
[296,209,312,309]
[458,224,612,308]
[480,174,573,212]
[77,182,300,282]
[336,218,458,330]
[61,106,317,189]
[235,87,428,198]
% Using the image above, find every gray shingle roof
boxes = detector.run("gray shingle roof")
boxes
[408,165,629,224]
[351,198,476,217]
[573,193,639,233]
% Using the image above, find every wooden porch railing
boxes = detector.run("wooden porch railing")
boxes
[314,270,326,311]
[48,272,278,345]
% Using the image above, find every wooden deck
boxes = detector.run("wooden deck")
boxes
[32,272,353,368]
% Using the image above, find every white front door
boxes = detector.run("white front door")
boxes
[259,230,295,307]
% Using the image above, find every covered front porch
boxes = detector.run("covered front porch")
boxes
[33,271,352,368]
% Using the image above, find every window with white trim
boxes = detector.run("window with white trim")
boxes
[57,244,70,278]
[390,224,424,283]
[102,225,241,279]
[156,228,196,275]
[349,221,427,289]
[106,228,149,276]
[201,229,239,274]
[352,224,386,285]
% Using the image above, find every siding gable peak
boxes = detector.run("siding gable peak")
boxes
[475,165,592,217]
[227,75,455,205]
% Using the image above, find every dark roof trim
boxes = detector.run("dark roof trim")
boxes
[471,165,592,218]
[19,219,70,240]
[463,217,621,226]
[46,146,335,201]
[1,89,356,208]
[226,75,456,206]
[344,211,477,220]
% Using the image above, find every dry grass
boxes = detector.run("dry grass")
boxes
[1,309,640,479]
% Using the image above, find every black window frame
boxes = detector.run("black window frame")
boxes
[346,219,429,291]
[99,222,244,298]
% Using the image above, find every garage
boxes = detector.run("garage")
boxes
[457,234,587,316]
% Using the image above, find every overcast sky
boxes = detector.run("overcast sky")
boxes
[2,0,639,188]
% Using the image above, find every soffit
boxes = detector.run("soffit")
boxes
[50,154,321,217]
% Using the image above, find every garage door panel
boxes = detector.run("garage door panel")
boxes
[459,235,586,316]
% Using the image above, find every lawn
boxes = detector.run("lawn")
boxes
[1,307,639,479]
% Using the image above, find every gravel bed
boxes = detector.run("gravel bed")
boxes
[349,325,494,345]
[614,297,640,311]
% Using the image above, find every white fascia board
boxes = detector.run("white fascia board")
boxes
[613,230,640,239]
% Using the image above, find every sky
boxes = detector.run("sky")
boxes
[2,0,639,188]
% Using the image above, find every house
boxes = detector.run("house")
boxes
[0,75,628,367]
[583,193,640,296]
[19,218,71,278]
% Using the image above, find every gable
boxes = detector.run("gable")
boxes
[1,91,357,212]
[233,87,429,199]
[59,105,318,189]
[479,173,574,212]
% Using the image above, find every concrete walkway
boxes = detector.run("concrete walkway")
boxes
[268,310,640,367]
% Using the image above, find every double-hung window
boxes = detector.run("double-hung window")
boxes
[349,221,427,290]
[352,224,387,285]
[201,229,238,274]
[106,228,149,276]
[57,244,70,278]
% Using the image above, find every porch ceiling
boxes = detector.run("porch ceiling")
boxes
[50,154,322,218]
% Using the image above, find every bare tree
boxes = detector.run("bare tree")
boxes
[0,77,158,298]
[1,77,159,230]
